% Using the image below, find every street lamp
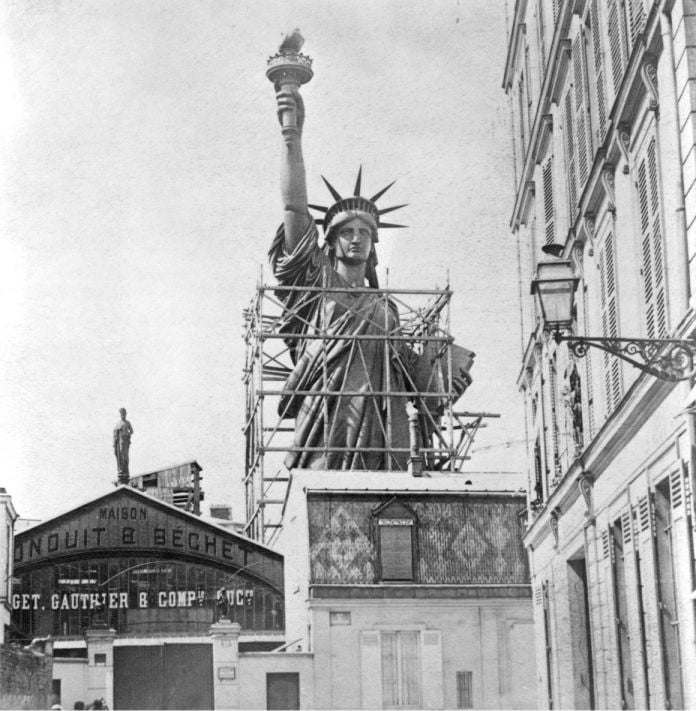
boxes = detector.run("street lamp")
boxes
[531,251,696,382]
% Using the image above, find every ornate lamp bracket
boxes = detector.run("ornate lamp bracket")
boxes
[562,336,696,381]
[601,165,616,217]
[641,59,659,119]
[577,471,594,521]
[618,125,631,174]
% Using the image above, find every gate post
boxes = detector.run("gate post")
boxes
[209,620,241,709]
[84,625,116,709]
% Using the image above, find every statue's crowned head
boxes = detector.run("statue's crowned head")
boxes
[310,168,407,287]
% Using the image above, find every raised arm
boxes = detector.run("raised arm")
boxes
[277,88,311,251]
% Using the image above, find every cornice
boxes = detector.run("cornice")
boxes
[533,114,554,164]
[549,39,572,104]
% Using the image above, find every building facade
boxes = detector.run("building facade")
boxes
[10,484,286,709]
[278,470,536,711]
[0,489,17,644]
[504,0,696,708]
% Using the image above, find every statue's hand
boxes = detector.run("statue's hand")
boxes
[276,88,304,135]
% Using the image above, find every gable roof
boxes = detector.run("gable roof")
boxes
[15,486,283,590]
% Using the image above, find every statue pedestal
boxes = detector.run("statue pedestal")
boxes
[209,620,242,709]
[85,626,116,709]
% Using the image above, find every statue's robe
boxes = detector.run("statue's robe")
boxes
[269,221,414,471]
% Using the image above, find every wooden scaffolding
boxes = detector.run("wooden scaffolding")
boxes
[242,277,497,543]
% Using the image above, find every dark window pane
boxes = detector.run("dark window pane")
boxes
[380,526,412,580]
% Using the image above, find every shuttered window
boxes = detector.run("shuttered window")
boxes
[552,0,560,25]
[607,0,630,96]
[456,671,473,709]
[600,234,622,412]
[543,158,555,244]
[563,88,577,221]
[589,0,608,143]
[548,357,560,480]
[636,136,667,338]
[627,0,646,45]
[572,31,592,189]
[381,631,421,708]
[581,284,595,439]
[379,524,414,581]
[536,0,547,82]
[611,520,635,709]
[519,76,527,152]
[534,437,544,502]
[653,483,685,709]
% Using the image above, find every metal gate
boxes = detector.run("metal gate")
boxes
[113,643,213,710]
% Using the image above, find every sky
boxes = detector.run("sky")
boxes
[0,0,526,524]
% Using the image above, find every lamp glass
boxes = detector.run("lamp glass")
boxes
[532,259,577,329]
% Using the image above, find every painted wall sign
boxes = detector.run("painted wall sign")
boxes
[13,490,283,590]
[11,587,254,611]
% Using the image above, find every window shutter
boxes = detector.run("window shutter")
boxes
[543,158,555,244]
[590,0,608,143]
[519,76,527,150]
[421,631,444,708]
[638,137,667,339]
[581,284,596,439]
[549,359,560,478]
[573,31,592,187]
[564,89,578,221]
[669,469,684,511]
[360,631,383,710]
[536,0,547,82]
[600,234,622,412]
[628,0,646,45]
[457,671,473,709]
[608,0,629,96]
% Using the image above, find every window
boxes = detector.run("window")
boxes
[611,519,634,708]
[542,157,555,244]
[599,233,622,412]
[636,136,667,339]
[373,499,417,582]
[381,631,421,708]
[589,0,607,142]
[456,671,473,709]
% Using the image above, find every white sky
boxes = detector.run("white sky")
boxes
[1,0,526,523]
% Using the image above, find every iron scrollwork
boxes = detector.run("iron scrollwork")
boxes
[562,336,696,382]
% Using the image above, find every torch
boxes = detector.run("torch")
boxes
[266,29,313,141]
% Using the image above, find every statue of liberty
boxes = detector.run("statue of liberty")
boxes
[267,32,473,472]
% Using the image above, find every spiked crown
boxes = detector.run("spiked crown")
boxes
[308,167,407,242]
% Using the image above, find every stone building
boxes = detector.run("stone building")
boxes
[504,0,696,708]
[0,489,17,644]
[277,469,535,711]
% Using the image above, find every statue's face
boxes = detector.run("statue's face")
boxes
[334,218,373,265]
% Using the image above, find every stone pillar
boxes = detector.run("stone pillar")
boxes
[209,620,241,710]
[84,626,116,710]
